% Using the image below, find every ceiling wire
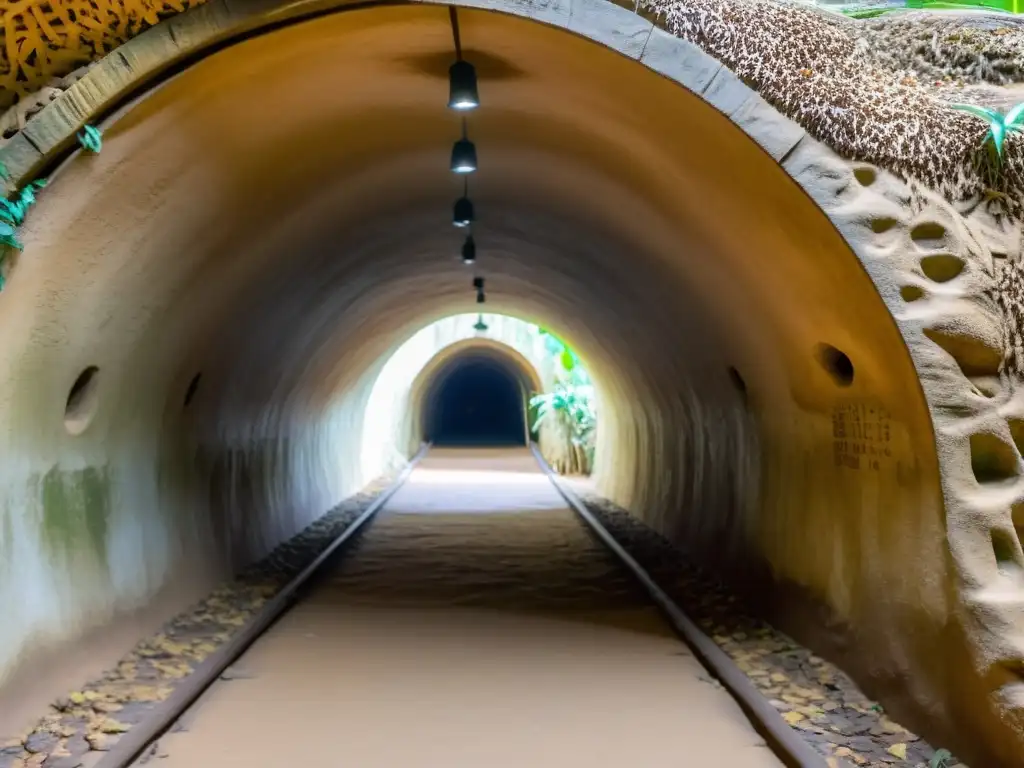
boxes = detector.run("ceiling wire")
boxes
[449,7,463,60]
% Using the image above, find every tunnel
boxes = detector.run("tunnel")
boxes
[0,0,1018,765]
[421,348,531,447]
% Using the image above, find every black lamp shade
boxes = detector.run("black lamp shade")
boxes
[453,196,475,227]
[450,139,478,174]
[448,61,480,111]
[476,290,486,304]
[473,277,484,290]
[461,236,476,264]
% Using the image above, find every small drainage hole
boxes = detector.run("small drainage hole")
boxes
[64,366,100,436]
[815,344,854,387]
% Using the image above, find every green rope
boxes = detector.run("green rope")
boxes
[77,124,102,154]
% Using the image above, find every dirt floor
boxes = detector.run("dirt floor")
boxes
[141,449,779,768]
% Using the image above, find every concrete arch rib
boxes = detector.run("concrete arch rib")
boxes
[0,0,1016,764]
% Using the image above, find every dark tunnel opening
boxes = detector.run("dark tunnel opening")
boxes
[424,354,527,447]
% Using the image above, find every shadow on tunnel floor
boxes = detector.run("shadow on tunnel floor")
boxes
[308,507,670,639]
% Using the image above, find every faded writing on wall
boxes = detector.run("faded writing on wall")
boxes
[832,402,892,471]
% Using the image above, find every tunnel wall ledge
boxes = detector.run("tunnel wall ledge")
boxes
[1,0,1024,760]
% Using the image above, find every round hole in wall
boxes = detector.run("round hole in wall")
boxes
[184,373,202,408]
[815,344,854,387]
[727,366,747,401]
[64,366,100,435]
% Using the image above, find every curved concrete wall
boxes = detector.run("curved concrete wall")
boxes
[0,1,1017,763]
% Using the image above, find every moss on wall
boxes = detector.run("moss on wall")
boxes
[37,466,112,564]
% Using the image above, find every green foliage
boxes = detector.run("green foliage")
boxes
[0,177,47,289]
[952,102,1024,162]
[843,7,891,17]
[929,749,953,768]
[77,124,103,154]
[0,178,46,229]
[530,383,596,444]
[531,326,597,473]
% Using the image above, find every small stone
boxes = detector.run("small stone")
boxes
[84,734,108,752]
[23,733,56,755]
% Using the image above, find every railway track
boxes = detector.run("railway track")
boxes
[93,447,829,768]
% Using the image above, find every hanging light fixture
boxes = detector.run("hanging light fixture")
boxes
[448,60,480,111]
[461,235,476,264]
[450,137,478,174]
[453,195,474,228]
[473,314,488,332]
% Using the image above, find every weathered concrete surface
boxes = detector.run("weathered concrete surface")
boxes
[0,2,1015,764]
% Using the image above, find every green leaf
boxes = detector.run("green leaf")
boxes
[0,232,23,250]
[929,748,953,768]
[77,124,103,153]
[991,121,1008,158]
[951,103,1004,124]
[560,348,575,371]
[1006,101,1024,129]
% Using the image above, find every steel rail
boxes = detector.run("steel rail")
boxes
[95,443,431,768]
[530,443,840,768]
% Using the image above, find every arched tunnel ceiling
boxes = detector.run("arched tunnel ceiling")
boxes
[7,0,1016,763]
[9,3,924,422]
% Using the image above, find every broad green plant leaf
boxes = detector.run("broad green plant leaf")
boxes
[1008,102,1024,129]
[952,102,1024,160]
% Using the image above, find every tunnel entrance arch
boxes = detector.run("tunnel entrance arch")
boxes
[416,341,539,446]
[423,355,525,445]
[0,0,1016,763]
